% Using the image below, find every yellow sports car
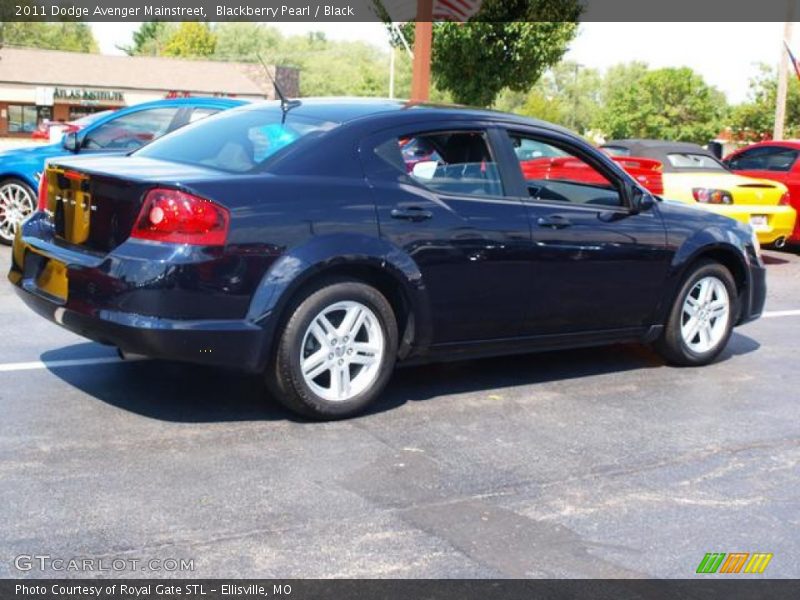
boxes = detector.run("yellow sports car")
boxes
[602,140,797,246]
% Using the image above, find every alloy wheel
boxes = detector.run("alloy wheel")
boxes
[680,276,730,354]
[0,182,35,242]
[299,300,385,402]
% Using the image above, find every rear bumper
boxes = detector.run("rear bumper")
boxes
[9,215,274,373]
[11,279,269,372]
[705,204,797,245]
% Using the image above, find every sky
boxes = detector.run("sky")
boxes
[90,22,796,104]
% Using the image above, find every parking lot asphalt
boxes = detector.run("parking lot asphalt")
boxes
[0,248,798,579]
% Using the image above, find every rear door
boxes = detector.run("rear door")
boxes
[362,123,533,343]
[500,127,670,335]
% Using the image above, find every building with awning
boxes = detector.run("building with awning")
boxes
[0,47,299,136]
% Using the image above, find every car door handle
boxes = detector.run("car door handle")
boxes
[536,215,572,229]
[391,206,433,222]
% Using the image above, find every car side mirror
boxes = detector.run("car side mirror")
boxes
[629,186,655,213]
[62,132,79,153]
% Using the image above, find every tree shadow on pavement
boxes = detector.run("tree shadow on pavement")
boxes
[41,331,760,423]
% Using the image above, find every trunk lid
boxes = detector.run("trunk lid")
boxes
[665,172,788,206]
[43,156,222,253]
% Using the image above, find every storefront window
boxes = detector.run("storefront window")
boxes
[7,105,51,133]
[68,106,110,121]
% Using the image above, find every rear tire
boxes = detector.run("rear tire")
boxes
[0,178,36,246]
[268,279,398,420]
[655,260,738,366]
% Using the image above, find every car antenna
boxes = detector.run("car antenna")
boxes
[257,53,300,123]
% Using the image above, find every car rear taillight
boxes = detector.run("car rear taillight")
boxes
[692,187,733,204]
[779,192,791,206]
[37,171,48,212]
[131,188,229,246]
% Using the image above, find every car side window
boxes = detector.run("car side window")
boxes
[727,146,799,172]
[82,108,180,151]
[374,131,503,198]
[510,134,622,207]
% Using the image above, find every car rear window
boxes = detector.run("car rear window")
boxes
[601,146,631,157]
[135,106,338,173]
[666,152,725,170]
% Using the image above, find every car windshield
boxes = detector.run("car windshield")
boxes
[135,106,338,173]
[666,152,726,170]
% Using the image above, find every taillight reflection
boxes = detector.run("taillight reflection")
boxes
[37,171,48,212]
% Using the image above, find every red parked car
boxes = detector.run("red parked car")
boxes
[521,155,664,195]
[724,140,800,244]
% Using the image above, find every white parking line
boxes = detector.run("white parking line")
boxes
[0,356,144,373]
[762,309,800,318]
[0,309,798,373]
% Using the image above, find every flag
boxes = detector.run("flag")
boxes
[784,41,800,82]
[379,0,483,23]
[433,0,482,21]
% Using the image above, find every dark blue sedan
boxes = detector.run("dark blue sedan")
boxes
[0,97,245,245]
[9,99,766,419]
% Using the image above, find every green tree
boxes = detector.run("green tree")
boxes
[493,61,601,134]
[213,23,282,62]
[519,90,566,124]
[529,61,601,132]
[120,21,174,56]
[728,64,800,141]
[386,0,581,107]
[273,33,392,97]
[162,22,216,58]
[600,61,649,101]
[0,22,98,52]
[594,66,726,143]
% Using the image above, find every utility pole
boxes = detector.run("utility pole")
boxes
[389,46,396,99]
[775,21,793,140]
[570,63,583,131]
[410,0,433,102]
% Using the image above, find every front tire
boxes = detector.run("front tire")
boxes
[655,260,738,366]
[268,279,398,420]
[0,178,36,246]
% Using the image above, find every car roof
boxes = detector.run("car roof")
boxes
[731,140,800,152]
[118,97,248,111]
[603,139,707,154]
[234,97,571,132]
[602,139,724,173]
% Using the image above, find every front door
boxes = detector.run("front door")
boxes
[501,130,670,335]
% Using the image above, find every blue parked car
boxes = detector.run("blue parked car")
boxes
[0,97,245,245]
